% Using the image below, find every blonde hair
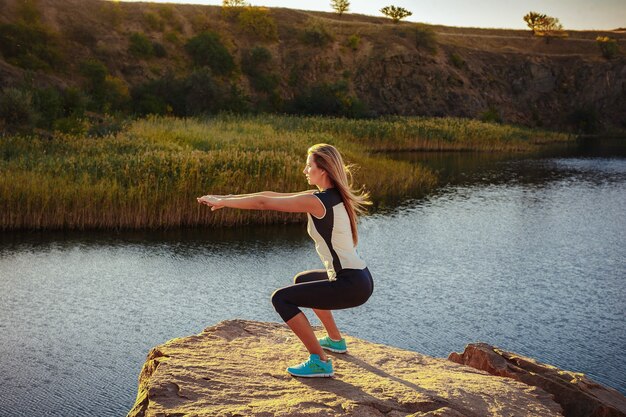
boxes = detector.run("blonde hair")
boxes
[307,143,372,247]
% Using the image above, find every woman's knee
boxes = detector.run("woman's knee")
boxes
[293,269,326,284]
[271,288,285,308]
[293,272,306,284]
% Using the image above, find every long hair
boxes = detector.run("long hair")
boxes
[307,143,372,247]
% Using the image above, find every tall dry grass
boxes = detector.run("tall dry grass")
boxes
[0,114,572,230]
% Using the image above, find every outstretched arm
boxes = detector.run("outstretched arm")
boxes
[220,190,316,198]
[197,193,324,216]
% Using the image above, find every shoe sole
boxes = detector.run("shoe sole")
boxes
[321,346,347,353]
[287,370,335,378]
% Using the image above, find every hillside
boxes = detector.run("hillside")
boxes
[1,0,625,131]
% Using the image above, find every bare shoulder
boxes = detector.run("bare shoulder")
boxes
[284,193,325,218]
[260,193,324,217]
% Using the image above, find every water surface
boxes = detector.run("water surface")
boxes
[1,139,625,416]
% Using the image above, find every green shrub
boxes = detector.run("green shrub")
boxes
[64,23,97,48]
[412,25,437,53]
[52,116,89,135]
[0,22,63,70]
[300,22,334,47]
[237,7,278,41]
[129,32,154,58]
[347,34,360,50]
[480,106,502,123]
[0,88,37,128]
[17,0,41,24]
[568,106,599,134]
[221,0,249,21]
[241,47,279,93]
[62,87,87,117]
[190,14,211,33]
[143,12,164,31]
[242,46,272,70]
[596,36,619,59]
[152,41,167,57]
[131,70,250,116]
[80,59,130,112]
[185,31,235,75]
[449,52,466,69]
[157,5,176,21]
[99,1,124,28]
[164,31,180,44]
[87,114,126,137]
[288,81,366,118]
[80,59,107,84]
[131,73,183,116]
[32,87,63,128]
[184,68,228,115]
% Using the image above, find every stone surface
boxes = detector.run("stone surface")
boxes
[448,343,626,417]
[128,319,562,417]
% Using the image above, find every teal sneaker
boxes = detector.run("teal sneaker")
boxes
[319,336,347,353]
[286,354,334,378]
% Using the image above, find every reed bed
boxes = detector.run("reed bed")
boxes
[0,114,572,230]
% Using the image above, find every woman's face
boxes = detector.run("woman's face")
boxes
[303,154,326,186]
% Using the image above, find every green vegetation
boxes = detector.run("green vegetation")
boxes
[0,22,63,70]
[80,59,130,112]
[300,22,334,47]
[347,34,361,50]
[523,12,546,35]
[596,36,619,59]
[0,114,572,230]
[523,11,567,42]
[288,81,366,118]
[128,32,154,58]
[237,7,279,42]
[380,6,412,24]
[480,106,503,124]
[449,52,466,69]
[241,47,279,94]
[222,0,248,7]
[99,1,124,28]
[568,105,600,134]
[185,31,235,75]
[131,69,249,116]
[330,0,350,17]
[411,25,437,53]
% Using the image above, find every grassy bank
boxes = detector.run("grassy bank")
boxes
[0,114,572,230]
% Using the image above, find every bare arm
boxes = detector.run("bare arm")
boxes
[219,190,316,198]
[197,193,324,217]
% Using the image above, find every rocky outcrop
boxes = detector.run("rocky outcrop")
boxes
[127,319,562,417]
[449,343,626,417]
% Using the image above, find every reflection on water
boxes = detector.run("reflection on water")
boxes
[1,139,625,416]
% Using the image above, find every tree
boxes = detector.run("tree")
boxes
[596,36,619,59]
[331,0,350,17]
[523,11,566,43]
[523,11,546,35]
[221,0,249,19]
[523,11,566,42]
[380,5,412,23]
[222,0,248,7]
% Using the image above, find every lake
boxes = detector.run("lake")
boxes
[1,138,624,416]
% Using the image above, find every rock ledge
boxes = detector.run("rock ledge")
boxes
[449,343,626,417]
[128,319,565,417]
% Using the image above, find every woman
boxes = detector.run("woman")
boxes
[197,143,374,378]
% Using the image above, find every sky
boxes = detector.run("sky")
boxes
[120,0,626,30]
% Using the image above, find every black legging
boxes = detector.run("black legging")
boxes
[271,267,374,322]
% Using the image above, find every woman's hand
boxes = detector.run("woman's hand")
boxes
[197,195,225,211]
